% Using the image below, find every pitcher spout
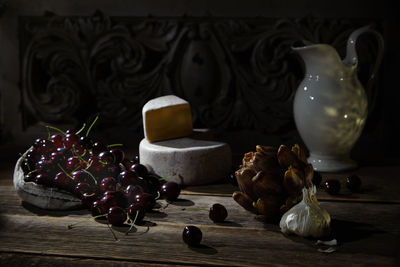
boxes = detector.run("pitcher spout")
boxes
[292,41,344,76]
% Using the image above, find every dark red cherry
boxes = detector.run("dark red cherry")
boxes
[81,192,98,209]
[127,203,145,224]
[34,173,52,187]
[71,170,94,185]
[209,203,228,223]
[54,172,73,191]
[100,193,118,210]
[110,148,125,163]
[102,190,127,207]
[325,179,341,195]
[63,132,79,149]
[182,226,202,246]
[24,172,36,182]
[25,148,40,163]
[107,206,126,226]
[79,136,93,149]
[100,163,120,179]
[50,151,65,164]
[124,185,144,204]
[50,134,63,148]
[66,156,83,171]
[57,147,73,158]
[133,155,139,164]
[98,151,115,164]
[146,174,162,197]
[118,170,140,187]
[33,138,44,149]
[91,200,107,217]
[346,174,362,192]
[99,177,117,192]
[133,193,155,211]
[121,158,133,170]
[73,145,86,156]
[36,159,56,176]
[130,163,148,177]
[160,181,181,201]
[85,156,104,173]
[74,182,94,196]
[92,142,107,155]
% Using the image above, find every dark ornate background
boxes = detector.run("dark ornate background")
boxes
[18,11,383,154]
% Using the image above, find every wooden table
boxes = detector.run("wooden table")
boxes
[0,159,399,266]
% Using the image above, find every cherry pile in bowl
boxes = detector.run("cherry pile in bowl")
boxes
[20,126,181,227]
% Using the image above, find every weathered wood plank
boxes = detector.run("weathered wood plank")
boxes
[0,213,397,267]
[0,184,399,267]
[0,252,187,267]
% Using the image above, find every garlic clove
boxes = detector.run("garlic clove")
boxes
[280,186,331,238]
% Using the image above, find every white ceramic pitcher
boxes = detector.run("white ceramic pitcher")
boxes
[293,26,384,172]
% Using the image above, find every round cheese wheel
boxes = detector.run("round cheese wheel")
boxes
[13,149,82,210]
[139,138,232,185]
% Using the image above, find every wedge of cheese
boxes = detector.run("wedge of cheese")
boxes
[139,137,232,185]
[142,95,193,142]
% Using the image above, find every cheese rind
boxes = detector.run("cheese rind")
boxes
[139,138,232,185]
[142,95,193,142]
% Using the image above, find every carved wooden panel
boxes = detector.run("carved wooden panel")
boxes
[20,12,383,137]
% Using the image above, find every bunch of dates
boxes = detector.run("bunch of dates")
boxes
[20,121,180,226]
[232,144,321,222]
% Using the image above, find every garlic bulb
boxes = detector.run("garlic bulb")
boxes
[279,186,330,238]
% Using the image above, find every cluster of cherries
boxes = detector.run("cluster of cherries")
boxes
[20,122,181,230]
[20,120,229,245]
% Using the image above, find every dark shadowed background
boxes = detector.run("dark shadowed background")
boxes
[0,0,399,163]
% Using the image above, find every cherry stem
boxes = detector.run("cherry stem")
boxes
[107,223,119,241]
[82,169,98,185]
[46,125,66,135]
[154,191,161,200]
[86,115,99,137]
[46,126,51,140]
[99,160,108,165]
[75,123,86,135]
[57,163,73,180]
[182,207,209,212]
[107,144,123,148]
[67,214,107,229]
[125,210,139,235]
[72,145,87,164]
[159,175,174,182]
[26,169,38,176]
[85,161,93,170]
[26,161,32,171]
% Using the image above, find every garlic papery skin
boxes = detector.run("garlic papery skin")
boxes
[279,186,331,238]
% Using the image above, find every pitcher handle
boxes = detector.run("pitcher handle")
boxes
[344,25,384,111]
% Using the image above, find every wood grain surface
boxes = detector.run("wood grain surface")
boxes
[0,161,399,266]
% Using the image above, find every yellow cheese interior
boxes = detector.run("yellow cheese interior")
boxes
[145,104,193,142]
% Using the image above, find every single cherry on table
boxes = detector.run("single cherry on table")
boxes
[182,226,202,246]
